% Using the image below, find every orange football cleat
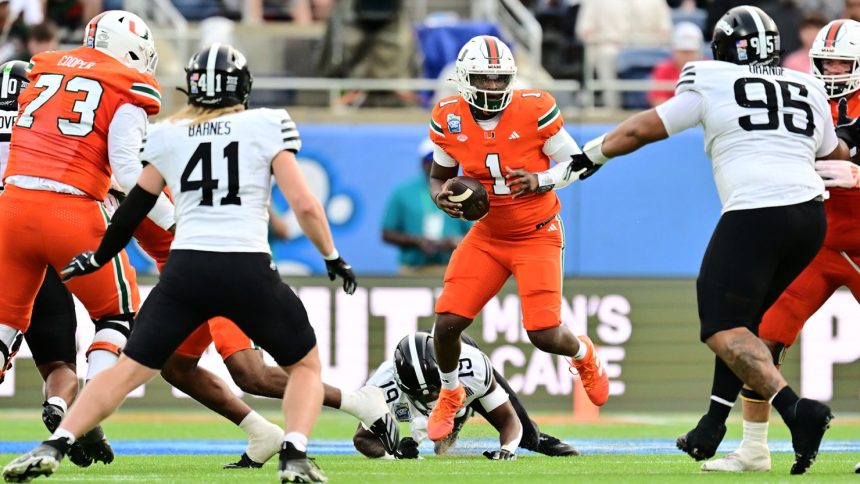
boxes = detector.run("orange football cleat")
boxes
[427,385,466,442]
[571,336,609,406]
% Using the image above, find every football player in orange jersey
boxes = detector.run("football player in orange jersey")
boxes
[425,35,609,450]
[701,18,860,474]
[0,10,174,466]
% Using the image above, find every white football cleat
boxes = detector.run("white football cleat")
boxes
[701,446,771,472]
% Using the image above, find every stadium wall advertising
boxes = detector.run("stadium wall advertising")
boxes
[3,277,859,414]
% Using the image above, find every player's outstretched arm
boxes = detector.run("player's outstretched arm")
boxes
[480,381,523,460]
[272,150,356,294]
[61,165,166,281]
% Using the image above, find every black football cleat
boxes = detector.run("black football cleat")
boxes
[40,402,92,468]
[278,442,327,483]
[2,439,67,483]
[676,414,727,461]
[367,414,399,456]
[535,433,580,457]
[77,427,113,465]
[787,399,833,475]
[223,453,264,469]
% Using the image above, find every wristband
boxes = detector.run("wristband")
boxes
[536,171,555,192]
[583,134,610,165]
[323,248,340,261]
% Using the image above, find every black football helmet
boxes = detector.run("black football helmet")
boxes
[393,332,441,406]
[185,43,253,108]
[0,60,29,111]
[711,6,781,66]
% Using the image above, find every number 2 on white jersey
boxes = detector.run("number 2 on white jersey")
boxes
[485,153,510,195]
[16,74,103,137]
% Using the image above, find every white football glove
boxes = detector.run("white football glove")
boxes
[815,160,860,189]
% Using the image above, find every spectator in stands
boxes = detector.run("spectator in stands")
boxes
[782,13,828,72]
[647,22,704,107]
[847,0,860,21]
[576,0,672,109]
[381,139,471,275]
[12,21,59,61]
[318,0,417,107]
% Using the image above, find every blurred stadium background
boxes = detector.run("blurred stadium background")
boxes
[1,0,859,420]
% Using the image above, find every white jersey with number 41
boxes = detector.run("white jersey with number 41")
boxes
[141,108,300,253]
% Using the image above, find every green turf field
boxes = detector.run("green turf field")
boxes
[1,409,858,483]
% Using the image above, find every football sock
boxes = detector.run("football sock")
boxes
[46,396,68,414]
[283,432,308,453]
[706,356,742,423]
[573,340,587,361]
[739,420,769,448]
[440,369,459,391]
[240,411,282,463]
[770,386,800,424]
[50,427,76,445]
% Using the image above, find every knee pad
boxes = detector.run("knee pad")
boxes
[87,313,135,357]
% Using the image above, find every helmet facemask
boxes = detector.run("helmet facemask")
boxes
[458,71,515,112]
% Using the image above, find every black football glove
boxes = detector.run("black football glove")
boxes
[394,437,420,459]
[60,251,101,282]
[483,449,516,460]
[835,97,860,150]
[569,153,603,180]
[325,256,357,295]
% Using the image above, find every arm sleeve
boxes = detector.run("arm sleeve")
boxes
[432,142,458,168]
[108,104,175,229]
[655,90,705,136]
[93,185,158,265]
[542,128,582,163]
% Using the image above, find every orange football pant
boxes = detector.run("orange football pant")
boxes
[759,245,860,346]
[0,185,139,331]
[436,215,564,331]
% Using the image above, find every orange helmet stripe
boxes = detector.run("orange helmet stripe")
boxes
[483,36,500,65]
[825,20,846,48]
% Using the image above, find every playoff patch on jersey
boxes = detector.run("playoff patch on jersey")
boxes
[447,113,461,134]
[394,403,411,422]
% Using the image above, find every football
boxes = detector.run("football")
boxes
[447,176,489,221]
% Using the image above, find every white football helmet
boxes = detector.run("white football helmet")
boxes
[454,35,517,112]
[83,10,158,74]
[810,19,860,98]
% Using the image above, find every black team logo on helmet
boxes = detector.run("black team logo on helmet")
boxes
[711,5,781,67]
[0,60,29,111]
[185,43,253,108]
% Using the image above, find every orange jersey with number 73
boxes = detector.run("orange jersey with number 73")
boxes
[5,46,161,200]
[430,90,564,238]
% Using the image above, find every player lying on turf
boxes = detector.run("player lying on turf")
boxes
[698,18,860,474]
[425,34,609,447]
[2,43,350,484]
[353,332,578,460]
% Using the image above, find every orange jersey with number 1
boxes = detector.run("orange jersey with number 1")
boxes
[5,46,161,200]
[430,90,564,238]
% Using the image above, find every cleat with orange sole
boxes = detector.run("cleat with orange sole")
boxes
[571,336,609,406]
[427,385,466,442]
